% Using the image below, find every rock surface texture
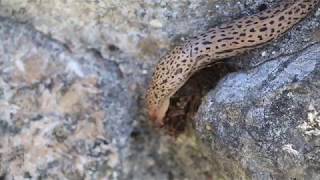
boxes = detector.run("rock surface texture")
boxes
[0,0,319,180]
[196,44,320,179]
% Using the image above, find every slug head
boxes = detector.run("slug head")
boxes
[147,45,195,127]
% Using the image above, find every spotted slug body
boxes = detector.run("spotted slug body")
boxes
[147,0,320,126]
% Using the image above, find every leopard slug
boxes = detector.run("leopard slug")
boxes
[147,0,320,127]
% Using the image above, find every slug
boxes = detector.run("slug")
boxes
[147,0,320,127]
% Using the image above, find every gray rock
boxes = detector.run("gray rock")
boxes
[0,0,319,180]
[0,14,211,180]
[196,44,320,179]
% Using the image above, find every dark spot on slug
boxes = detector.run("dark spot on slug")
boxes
[260,27,268,32]
[279,16,285,21]
[174,68,183,75]
[202,41,212,45]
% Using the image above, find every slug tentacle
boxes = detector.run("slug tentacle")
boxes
[147,0,320,127]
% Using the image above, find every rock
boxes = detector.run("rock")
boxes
[0,12,211,180]
[196,44,320,179]
[0,0,319,180]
